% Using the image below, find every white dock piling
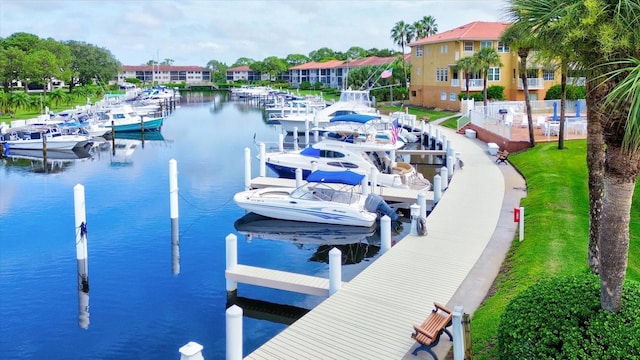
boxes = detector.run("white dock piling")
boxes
[453,306,465,360]
[74,184,90,329]
[361,174,370,196]
[417,192,427,219]
[225,234,238,292]
[169,159,180,275]
[244,148,251,190]
[295,168,303,188]
[380,216,391,253]
[519,206,525,241]
[226,305,243,360]
[370,168,378,193]
[314,130,319,143]
[278,133,284,152]
[259,143,266,177]
[329,248,342,295]
[293,127,298,150]
[410,204,420,235]
[179,341,204,360]
[440,166,449,190]
[447,155,454,175]
[433,175,442,203]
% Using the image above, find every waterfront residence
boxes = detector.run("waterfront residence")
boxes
[408,21,563,111]
[118,65,212,87]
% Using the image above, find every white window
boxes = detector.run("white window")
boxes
[481,41,493,49]
[435,68,449,82]
[488,67,500,81]
[441,92,447,100]
[497,42,510,53]
[450,92,457,101]
[464,41,473,52]
[543,71,555,80]
[416,46,423,57]
[440,44,448,53]
[426,47,431,54]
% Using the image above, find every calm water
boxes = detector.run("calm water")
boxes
[0,93,408,360]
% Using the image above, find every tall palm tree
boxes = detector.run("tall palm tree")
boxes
[390,21,414,87]
[474,47,503,108]
[455,56,477,101]
[500,22,537,147]
[509,0,640,313]
[413,15,438,40]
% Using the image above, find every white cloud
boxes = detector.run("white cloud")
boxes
[0,0,508,67]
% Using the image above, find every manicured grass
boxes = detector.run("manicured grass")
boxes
[471,140,640,360]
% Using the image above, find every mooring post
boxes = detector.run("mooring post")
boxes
[447,155,455,176]
[361,174,369,196]
[433,174,442,203]
[370,167,378,194]
[410,204,420,235]
[226,305,243,360]
[293,127,298,151]
[295,168,302,188]
[440,166,449,190]
[74,184,90,330]
[244,148,251,190]
[259,142,266,177]
[519,206,525,241]
[417,191,427,219]
[278,133,284,152]
[169,159,180,275]
[380,215,391,253]
[329,248,342,295]
[225,234,238,293]
[179,341,204,360]
[453,306,465,360]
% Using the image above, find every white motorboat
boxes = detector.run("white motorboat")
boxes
[318,114,418,146]
[93,105,164,132]
[1,126,92,151]
[234,170,380,227]
[263,138,431,191]
[274,89,381,133]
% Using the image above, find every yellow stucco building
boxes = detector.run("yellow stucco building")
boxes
[408,21,561,111]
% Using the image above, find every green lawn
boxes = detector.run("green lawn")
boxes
[471,140,640,359]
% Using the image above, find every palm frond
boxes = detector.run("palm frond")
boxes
[602,57,640,152]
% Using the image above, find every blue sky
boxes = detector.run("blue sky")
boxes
[0,0,508,67]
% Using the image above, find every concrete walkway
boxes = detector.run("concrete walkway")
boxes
[245,122,527,360]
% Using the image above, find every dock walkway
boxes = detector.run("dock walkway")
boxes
[244,124,526,359]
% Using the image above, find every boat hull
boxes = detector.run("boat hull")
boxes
[112,117,164,132]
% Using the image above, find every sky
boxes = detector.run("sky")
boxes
[0,0,510,67]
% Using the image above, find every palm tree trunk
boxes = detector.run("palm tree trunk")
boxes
[401,44,408,88]
[586,78,605,275]
[599,144,638,312]
[466,72,470,100]
[520,54,535,147]
[558,62,567,149]
[483,73,488,108]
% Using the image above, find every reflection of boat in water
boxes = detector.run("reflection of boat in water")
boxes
[234,212,377,245]
[113,131,165,141]
[110,139,140,165]
[2,147,92,174]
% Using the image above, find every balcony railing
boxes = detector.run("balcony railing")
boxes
[460,79,484,91]
[517,78,544,90]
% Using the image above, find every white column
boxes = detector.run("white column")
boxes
[410,204,420,235]
[226,305,243,360]
[519,206,525,241]
[433,175,442,203]
[447,155,454,175]
[329,248,342,295]
[380,215,391,253]
[295,168,303,188]
[293,127,298,151]
[169,159,180,276]
[259,142,266,177]
[453,306,465,360]
[361,174,370,196]
[417,191,427,219]
[440,166,448,190]
[278,133,284,152]
[225,234,237,292]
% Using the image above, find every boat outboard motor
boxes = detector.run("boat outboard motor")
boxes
[365,193,399,222]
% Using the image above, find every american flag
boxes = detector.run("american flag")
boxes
[391,119,399,145]
[381,68,393,79]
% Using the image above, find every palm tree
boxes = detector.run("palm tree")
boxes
[509,0,640,313]
[8,91,31,117]
[474,47,502,108]
[413,15,438,40]
[390,21,414,87]
[500,22,537,147]
[455,56,477,101]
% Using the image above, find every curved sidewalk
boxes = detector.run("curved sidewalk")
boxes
[245,124,526,360]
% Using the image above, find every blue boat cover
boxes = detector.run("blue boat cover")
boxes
[306,170,365,185]
[300,145,321,157]
[329,114,379,124]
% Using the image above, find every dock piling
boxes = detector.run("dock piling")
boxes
[179,341,204,360]
[226,234,238,293]
[73,184,90,329]
[169,159,180,275]
[329,248,342,295]
[433,175,442,203]
[226,305,243,360]
[244,148,251,190]
[380,216,391,253]
[259,143,266,177]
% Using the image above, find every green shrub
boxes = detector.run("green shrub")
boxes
[299,81,312,90]
[498,274,640,359]
[544,84,587,100]
[486,85,505,101]
[458,92,483,101]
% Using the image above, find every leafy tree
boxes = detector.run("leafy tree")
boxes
[23,49,60,98]
[367,48,397,57]
[413,15,438,40]
[285,54,310,67]
[544,84,586,100]
[206,59,228,83]
[8,91,31,117]
[257,56,288,80]
[308,47,336,62]
[455,56,478,100]
[231,57,254,67]
[390,20,414,87]
[48,88,66,107]
[345,46,367,60]
[64,40,120,92]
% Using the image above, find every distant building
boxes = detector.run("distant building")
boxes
[408,21,563,111]
[118,65,212,86]
[225,65,266,82]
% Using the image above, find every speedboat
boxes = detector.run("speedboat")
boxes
[93,105,164,132]
[233,170,380,227]
[318,114,417,146]
[1,125,92,151]
[263,139,431,191]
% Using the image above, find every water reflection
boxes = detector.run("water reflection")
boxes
[1,147,92,174]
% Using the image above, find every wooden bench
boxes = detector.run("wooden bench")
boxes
[411,302,453,359]
[495,150,509,165]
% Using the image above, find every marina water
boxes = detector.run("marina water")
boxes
[0,92,409,359]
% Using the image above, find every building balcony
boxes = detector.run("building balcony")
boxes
[459,78,484,91]
[517,78,544,90]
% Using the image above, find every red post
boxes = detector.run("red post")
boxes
[514,207,520,223]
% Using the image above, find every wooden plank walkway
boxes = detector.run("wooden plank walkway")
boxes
[244,124,505,359]
[226,265,334,297]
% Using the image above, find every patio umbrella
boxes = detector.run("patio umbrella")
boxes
[553,102,558,121]
[576,100,581,117]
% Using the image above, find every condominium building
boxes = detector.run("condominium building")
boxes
[118,65,211,86]
[408,21,562,111]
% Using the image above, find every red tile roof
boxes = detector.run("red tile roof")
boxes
[227,65,252,72]
[290,60,345,70]
[409,21,511,46]
[122,65,208,71]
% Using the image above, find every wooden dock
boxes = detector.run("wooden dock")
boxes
[226,265,335,297]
